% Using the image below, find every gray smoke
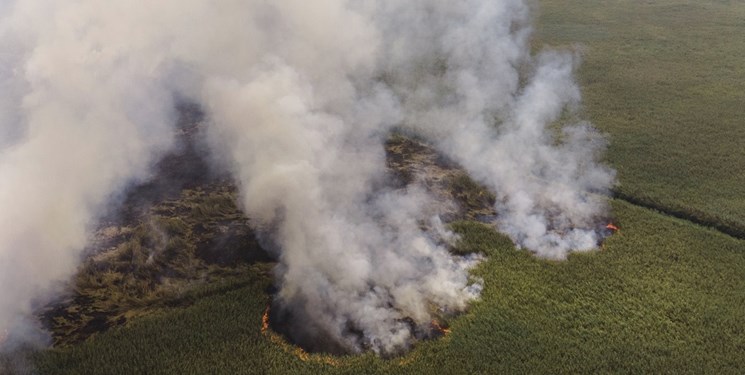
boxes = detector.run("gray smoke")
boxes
[0,0,613,357]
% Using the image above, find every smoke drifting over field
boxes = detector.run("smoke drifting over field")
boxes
[0,0,613,356]
[376,2,616,257]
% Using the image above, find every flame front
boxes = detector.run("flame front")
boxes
[259,306,339,366]
[431,320,451,335]
[606,223,619,232]
[262,306,270,333]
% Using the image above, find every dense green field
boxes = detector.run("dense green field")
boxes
[14,0,745,373]
[32,201,745,374]
[538,0,745,235]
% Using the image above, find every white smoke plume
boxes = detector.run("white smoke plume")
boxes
[0,0,613,357]
[0,0,178,351]
[374,1,616,259]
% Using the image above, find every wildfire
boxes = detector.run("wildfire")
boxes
[431,320,451,335]
[262,306,270,334]
[606,223,619,232]
[259,306,339,366]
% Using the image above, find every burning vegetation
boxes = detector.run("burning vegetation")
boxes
[430,320,451,337]
[0,0,616,361]
[260,305,341,366]
[263,301,454,361]
[36,131,614,357]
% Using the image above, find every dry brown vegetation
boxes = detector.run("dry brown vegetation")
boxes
[40,184,268,347]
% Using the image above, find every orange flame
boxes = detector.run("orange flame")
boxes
[431,320,451,335]
[259,306,339,366]
[261,306,270,333]
[606,223,619,232]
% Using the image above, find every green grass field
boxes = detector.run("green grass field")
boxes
[18,0,745,373]
[538,0,745,235]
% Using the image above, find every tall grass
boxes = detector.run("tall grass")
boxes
[537,0,745,234]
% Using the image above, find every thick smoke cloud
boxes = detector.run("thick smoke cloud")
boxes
[375,1,615,258]
[0,0,177,349]
[0,0,613,356]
